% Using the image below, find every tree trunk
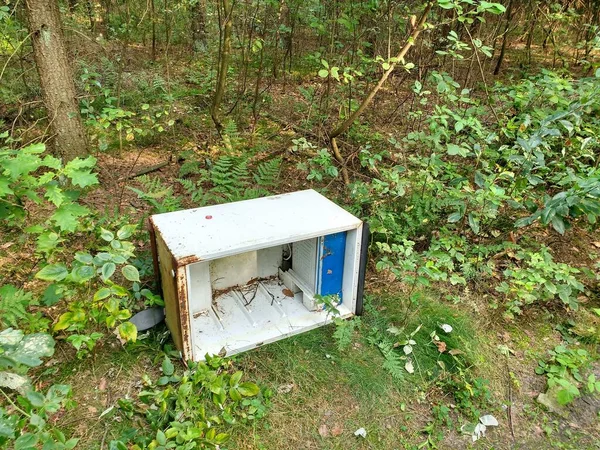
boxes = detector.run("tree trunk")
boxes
[151,0,156,60]
[494,0,513,75]
[272,0,288,78]
[24,0,88,161]
[191,0,207,52]
[211,0,233,133]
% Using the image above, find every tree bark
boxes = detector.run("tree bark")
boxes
[494,0,513,75]
[191,0,207,52]
[24,0,88,161]
[211,0,233,133]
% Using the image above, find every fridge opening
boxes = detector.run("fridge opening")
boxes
[186,232,358,359]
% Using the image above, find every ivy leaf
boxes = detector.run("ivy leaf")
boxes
[50,203,90,233]
[36,264,68,281]
[122,265,140,282]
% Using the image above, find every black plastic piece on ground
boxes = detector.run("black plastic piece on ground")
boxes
[129,307,165,331]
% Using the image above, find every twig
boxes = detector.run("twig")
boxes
[506,358,516,442]
[0,32,34,83]
[119,160,170,181]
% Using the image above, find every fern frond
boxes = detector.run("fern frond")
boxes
[0,285,36,328]
[377,341,406,380]
[254,158,281,187]
[129,176,182,213]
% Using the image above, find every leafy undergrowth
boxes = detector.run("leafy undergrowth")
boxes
[2,3,600,446]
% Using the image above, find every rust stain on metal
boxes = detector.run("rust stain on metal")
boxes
[176,265,193,361]
[176,254,201,267]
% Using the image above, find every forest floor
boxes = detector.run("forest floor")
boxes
[29,146,597,450]
[2,41,600,449]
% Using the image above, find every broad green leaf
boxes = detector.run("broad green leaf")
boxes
[229,387,242,401]
[230,371,243,386]
[99,228,114,242]
[63,155,97,171]
[72,265,95,282]
[447,211,463,223]
[44,184,64,207]
[468,213,480,234]
[318,69,329,78]
[237,382,260,397]
[36,264,68,281]
[36,232,61,255]
[162,356,175,376]
[0,328,24,346]
[0,372,30,393]
[101,262,116,280]
[156,430,167,446]
[50,203,90,233]
[14,432,39,450]
[0,178,14,196]
[53,313,73,331]
[42,284,63,306]
[122,265,140,282]
[74,252,94,264]
[26,390,45,408]
[117,224,137,240]
[118,322,137,342]
[551,216,566,235]
[94,287,112,301]
[9,333,55,367]
[446,143,468,157]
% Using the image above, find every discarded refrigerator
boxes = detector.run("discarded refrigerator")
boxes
[149,189,369,361]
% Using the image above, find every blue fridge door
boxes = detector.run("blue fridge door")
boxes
[317,232,346,301]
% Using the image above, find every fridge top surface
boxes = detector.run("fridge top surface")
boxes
[150,189,362,264]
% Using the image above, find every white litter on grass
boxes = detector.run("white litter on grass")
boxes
[466,414,499,442]
[354,428,367,438]
[440,324,453,333]
[472,423,487,442]
[479,415,499,427]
